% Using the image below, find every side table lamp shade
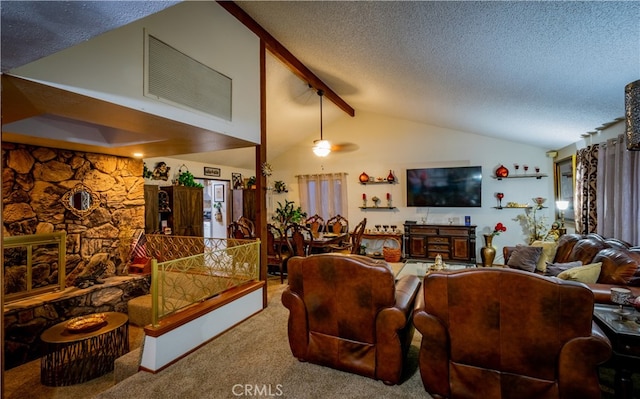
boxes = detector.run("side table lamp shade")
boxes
[556,200,569,235]
[625,79,640,151]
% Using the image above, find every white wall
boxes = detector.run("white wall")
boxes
[11,1,260,143]
[270,111,557,263]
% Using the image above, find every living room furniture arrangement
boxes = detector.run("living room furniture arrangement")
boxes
[503,233,640,303]
[414,267,612,398]
[593,304,640,399]
[282,253,420,385]
[40,312,129,386]
[404,224,476,264]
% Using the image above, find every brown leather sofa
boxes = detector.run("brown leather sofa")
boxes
[504,233,640,304]
[414,267,612,399]
[281,253,421,385]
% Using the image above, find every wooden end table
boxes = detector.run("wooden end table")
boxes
[593,304,640,399]
[40,312,129,386]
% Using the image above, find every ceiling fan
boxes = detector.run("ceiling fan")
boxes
[311,89,359,156]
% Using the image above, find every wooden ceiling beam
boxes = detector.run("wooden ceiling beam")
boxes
[217,1,355,117]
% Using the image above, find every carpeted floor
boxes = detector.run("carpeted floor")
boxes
[4,272,637,399]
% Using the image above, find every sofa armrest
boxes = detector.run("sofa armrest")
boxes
[503,246,517,264]
[558,321,612,397]
[413,308,450,397]
[281,287,309,359]
[393,274,421,315]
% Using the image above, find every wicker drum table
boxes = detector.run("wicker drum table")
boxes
[40,312,129,386]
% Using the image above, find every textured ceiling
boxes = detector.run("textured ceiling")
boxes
[234,0,640,152]
[1,1,639,169]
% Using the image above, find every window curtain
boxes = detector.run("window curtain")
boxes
[596,134,640,244]
[575,144,599,234]
[297,173,348,221]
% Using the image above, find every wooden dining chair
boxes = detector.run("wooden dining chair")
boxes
[349,218,367,254]
[285,223,314,257]
[328,218,366,254]
[266,224,289,283]
[237,216,255,237]
[325,214,349,235]
[227,221,251,239]
[304,214,325,238]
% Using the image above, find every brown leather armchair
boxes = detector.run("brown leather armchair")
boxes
[414,268,612,399]
[282,253,421,385]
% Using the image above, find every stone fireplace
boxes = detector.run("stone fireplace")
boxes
[2,142,148,368]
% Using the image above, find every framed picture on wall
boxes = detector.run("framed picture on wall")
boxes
[555,156,575,222]
[204,167,221,177]
[232,173,243,189]
[214,184,224,202]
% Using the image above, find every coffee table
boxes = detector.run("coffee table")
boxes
[593,304,640,399]
[395,260,474,279]
[40,312,129,386]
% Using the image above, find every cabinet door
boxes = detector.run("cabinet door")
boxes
[144,185,159,234]
[451,236,470,260]
[171,186,203,236]
[408,235,427,258]
[232,189,256,222]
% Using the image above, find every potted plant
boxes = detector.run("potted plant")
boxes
[177,170,204,188]
[247,176,257,189]
[272,199,307,228]
[213,202,223,222]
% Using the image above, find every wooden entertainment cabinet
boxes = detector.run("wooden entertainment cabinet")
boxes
[403,224,477,264]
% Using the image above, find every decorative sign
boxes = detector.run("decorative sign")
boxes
[204,167,221,177]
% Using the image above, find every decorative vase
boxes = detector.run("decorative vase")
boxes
[359,172,369,183]
[387,170,395,183]
[495,165,509,178]
[480,234,496,267]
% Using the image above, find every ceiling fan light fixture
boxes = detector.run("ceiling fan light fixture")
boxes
[312,88,331,157]
[313,139,331,157]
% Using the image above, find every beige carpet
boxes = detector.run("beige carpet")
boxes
[93,283,430,399]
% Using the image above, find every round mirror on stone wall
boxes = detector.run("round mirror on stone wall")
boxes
[62,183,100,218]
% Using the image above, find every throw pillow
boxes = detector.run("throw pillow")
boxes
[557,262,602,284]
[531,240,558,273]
[546,261,582,277]
[506,245,543,272]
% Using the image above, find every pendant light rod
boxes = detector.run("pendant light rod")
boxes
[318,89,324,140]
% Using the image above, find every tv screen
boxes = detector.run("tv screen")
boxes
[406,166,482,207]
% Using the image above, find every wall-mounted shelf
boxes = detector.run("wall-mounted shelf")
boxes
[359,206,397,210]
[359,180,397,185]
[492,173,548,180]
[493,206,547,210]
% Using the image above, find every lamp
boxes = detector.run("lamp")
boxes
[556,200,569,235]
[625,79,640,151]
[312,89,331,157]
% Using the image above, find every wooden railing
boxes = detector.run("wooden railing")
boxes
[147,236,260,326]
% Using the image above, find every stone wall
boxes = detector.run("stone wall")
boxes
[2,143,146,287]
[3,275,150,369]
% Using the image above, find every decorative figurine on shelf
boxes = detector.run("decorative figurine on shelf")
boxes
[495,165,509,178]
[359,172,369,183]
[387,170,395,183]
[386,192,392,207]
[362,193,367,207]
[496,192,504,208]
[371,196,380,207]
[434,253,443,270]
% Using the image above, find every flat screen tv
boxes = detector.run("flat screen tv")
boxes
[406,166,482,207]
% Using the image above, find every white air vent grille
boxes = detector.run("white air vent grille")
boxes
[146,35,232,121]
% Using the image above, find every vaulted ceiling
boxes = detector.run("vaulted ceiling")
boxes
[2,1,639,169]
